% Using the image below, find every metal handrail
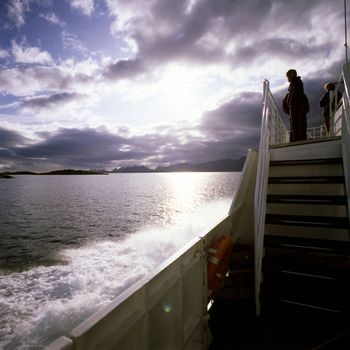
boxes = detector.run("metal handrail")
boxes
[340,64,350,215]
[342,63,350,134]
[265,84,289,145]
[254,66,350,316]
[254,80,287,316]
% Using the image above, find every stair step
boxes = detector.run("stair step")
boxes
[261,274,350,313]
[261,288,349,315]
[266,194,347,205]
[270,158,343,166]
[264,235,350,255]
[268,176,345,184]
[314,328,350,350]
[263,270,350,291]
[266,214,349,229]
[279,299,345,314]
[263,260,350,282]
[262,289,350,314]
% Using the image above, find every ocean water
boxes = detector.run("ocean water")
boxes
[0,172,241,349]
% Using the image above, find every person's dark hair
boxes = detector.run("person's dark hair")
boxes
[286,69,297,76]
[324,82,335,91]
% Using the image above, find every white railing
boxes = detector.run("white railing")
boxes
[265,83,289,145]
[254,67,350,317]
[254,80,287,316]
[330,69,347,137]
[340,64,350,218]
[307,125,327,139]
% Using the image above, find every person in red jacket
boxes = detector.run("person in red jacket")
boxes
[282,69,309,142]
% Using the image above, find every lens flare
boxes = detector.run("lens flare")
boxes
[163,304,172,313]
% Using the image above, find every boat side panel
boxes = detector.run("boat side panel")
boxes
[229,149,258,245]
[45,215,234,350]
[44,337,73,350]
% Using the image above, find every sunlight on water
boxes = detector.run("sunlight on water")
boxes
[167,172,205,209]
[0,199,232,349]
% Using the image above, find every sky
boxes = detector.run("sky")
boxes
[0,0,347,171]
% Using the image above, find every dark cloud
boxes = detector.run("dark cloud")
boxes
[0,127,195,170]
[20,92,85,111]
[1,0,348,171]
[233,38,333,66]
[7,75,343,171]
[201,92,262,140]
[0,97,261,170]
[0,127,29,169]
[105,0,337,71]
[0,127,28,148]
[14,128,148,167]
[0,66,93,96]
[103,58,146,80]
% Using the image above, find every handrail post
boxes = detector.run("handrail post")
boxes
[341,63,350,219]
[254,80,270,316]
[254,80,289,316]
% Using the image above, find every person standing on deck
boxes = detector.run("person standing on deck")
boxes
[319,82,342,135]
[282,69,309,142]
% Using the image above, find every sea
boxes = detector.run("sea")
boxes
[0,172,241,349]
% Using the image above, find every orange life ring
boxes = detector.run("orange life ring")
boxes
[207,235,233,298]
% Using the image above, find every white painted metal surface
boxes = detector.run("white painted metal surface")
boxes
[229,149,258,245]
[340,64,350,219]
[253,80,270,316]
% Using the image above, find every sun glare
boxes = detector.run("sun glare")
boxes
[167,172,205,211]
[156,64,205,120]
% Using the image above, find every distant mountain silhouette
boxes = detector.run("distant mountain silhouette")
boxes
[7,169,106,175]
[111,158,245,173]
[39,169,105,175]
[111,165,152,173]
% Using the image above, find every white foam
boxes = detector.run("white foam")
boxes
[0,199,231,349]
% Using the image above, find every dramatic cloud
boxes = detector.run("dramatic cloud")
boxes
[232,38,334,67]
[103,58,147,80]
[0,127,28,148]
[3,127,152,170]
[199,92,262,158]
[0,92,262,170]
[0,65,95,96]
[0,0,347,170]
[104,0,341,73]
[19,92,86,113]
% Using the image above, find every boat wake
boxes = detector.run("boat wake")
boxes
[0,199,230,349]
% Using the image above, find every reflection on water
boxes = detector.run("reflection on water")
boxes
[0,172,240,270]
[0,172,241,349]
[167,172,208,211]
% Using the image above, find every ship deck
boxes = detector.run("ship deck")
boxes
[270,136,341,149]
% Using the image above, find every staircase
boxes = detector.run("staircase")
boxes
[260,143,350,345]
